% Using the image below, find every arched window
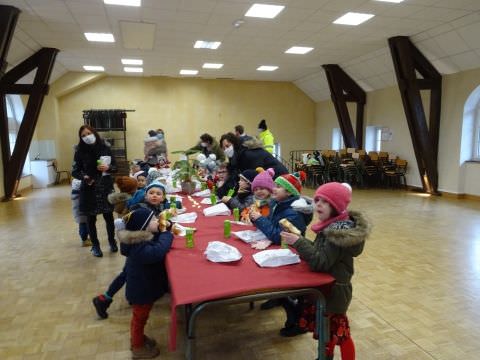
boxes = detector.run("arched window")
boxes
[5,94,30,175]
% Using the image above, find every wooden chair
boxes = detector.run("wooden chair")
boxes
[53,160,71,184]
[383,159,407,188]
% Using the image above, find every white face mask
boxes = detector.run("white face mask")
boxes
[224,145,234,158]
[200,142,208,148]
[258,128,263,133]
[82,134,96,145]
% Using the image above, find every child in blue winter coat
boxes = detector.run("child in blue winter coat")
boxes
[92,180,180,319]
[118,208,173,358]
[250,172,307,250]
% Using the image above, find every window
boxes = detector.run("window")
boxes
[365,126,382,152]
[273,142,281,159]
[5,95,30,175]
[473,105,480,161]
[331,128,344,150]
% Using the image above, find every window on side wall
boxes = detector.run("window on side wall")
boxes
[365,126,382,152]
[5,94,30,175]
[331,128,344,150]
[474,106,480,161]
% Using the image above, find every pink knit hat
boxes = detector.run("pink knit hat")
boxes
[251,168,275,192]
[314,182,352,214]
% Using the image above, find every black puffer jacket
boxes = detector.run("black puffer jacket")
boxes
[228,139,287,179]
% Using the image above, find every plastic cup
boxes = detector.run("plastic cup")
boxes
[233,208,240,222]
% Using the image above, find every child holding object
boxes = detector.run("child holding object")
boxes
[119,208,173,358]
[240,167,275,223]
[221,169,257,211]
[250,172,307,250]
[281,182,370,360]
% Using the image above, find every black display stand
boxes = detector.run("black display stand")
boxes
[82,109,134,160]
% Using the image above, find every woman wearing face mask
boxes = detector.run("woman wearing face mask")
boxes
[187,133,225,162]
[219,132,288,180]
[72,125,117,257]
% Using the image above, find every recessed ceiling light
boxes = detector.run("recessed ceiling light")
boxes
[257,65,278,72]
[123,67,143,73]
[203,63,224,69]
[180,69,198,75]
[333,12,374,26]
[245,3,285,19]
[194,41,221,49]
[374,0,404,3]
[121,58,143,65]
[285,46,314,54]
[84,32,115,42]
[104,0,141,6]
[83,65,105,72]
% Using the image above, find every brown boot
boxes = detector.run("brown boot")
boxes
[130,335,157,350]
[131,344,160,359]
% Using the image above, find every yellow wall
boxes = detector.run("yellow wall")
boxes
[54,76,316,171]
[316,67,480,195]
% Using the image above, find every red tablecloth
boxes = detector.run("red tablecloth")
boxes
[166,196,334,351]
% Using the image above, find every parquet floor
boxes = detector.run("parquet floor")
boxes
[0,185,479,360]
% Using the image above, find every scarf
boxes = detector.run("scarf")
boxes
[311,210,350,233]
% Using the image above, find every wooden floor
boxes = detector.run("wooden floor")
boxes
[1,185,480,360]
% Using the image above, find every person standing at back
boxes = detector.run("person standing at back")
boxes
[258,119,275,154]
[72,125,117,257]
[234,124,252,144]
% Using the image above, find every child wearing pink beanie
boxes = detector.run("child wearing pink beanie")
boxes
[280,182,371,359]
[241,168,275,222]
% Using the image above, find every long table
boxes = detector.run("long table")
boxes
[165,195,335,360]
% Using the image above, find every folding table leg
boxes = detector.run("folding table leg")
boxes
[316,299,327,360]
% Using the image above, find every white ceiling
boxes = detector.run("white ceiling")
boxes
[3,0,480,101]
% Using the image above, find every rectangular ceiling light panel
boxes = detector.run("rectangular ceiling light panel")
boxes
[121,59,143,65]
[245,4,285,19]
[83,65,105,71]
[333,12,375,25]
[104,0,141,6]
[194,41,221,49]
[124,67,143,73]
[285,46,314,54]
[203,63,223,69]
[180,69,198,75]
[257,65,278,71]
[84,32,115,42]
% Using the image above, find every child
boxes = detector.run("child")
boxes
[250,171,307,250]
[130,181,182,215]
[108,176,138,216]
[71,178,91,247]
[214,163,237,199]
[221,169,257,211]
[241,168,275,223]
[127,171,147,209]
[119,207,173,358]
[281,182,370,359]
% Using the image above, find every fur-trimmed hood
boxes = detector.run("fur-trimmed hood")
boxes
[323,210,370,255]
[242,138,264,150]
[118,229,154,245]
[108,192,131,205]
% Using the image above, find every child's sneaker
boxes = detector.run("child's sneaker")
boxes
[131,344,160,359]
[279,325,307,337]
[92,295,112,319]
[130,336,157,350]
[82,238,92,247]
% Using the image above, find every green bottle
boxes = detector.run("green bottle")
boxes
[186,228,194,248]
[210,194,217,204]
[224,220,231,238]
[227,188,235,197]
[233,208,240,221]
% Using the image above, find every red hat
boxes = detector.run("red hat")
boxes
[314,182,352,214]
[274,171,306,197]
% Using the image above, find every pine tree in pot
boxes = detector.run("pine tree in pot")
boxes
[171,151,199,194]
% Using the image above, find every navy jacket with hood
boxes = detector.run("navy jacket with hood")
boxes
[119,229,173,304]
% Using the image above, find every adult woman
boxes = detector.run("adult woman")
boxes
[72,125,117,257]
[187,133,225,162]
[219,132,288,179]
